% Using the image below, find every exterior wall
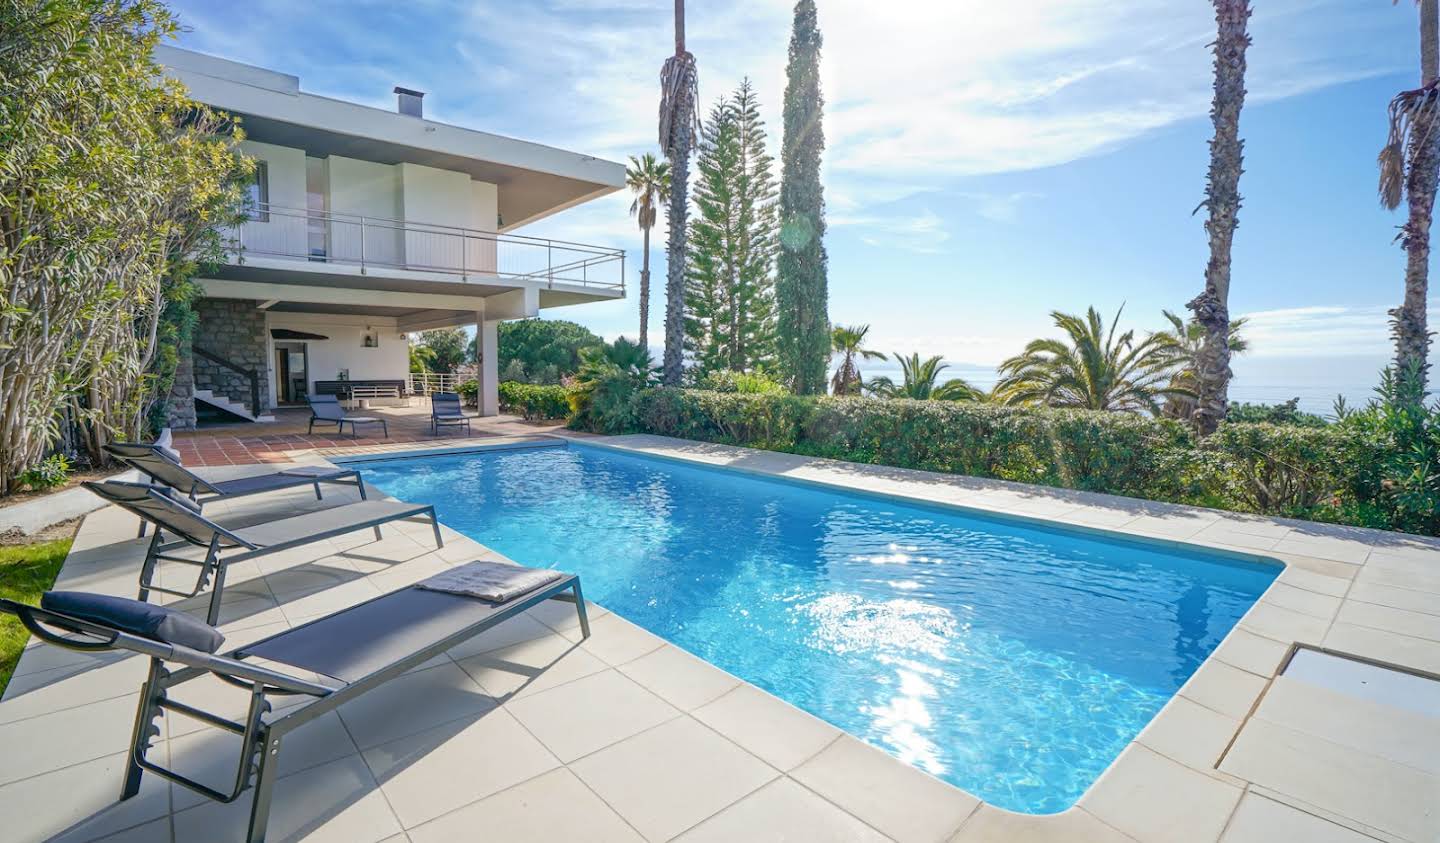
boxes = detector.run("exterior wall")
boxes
[327,156,403,265]
[235,140,306,258]
[193,298,271,413]
[233,146,503,273]
[263,312,409,405]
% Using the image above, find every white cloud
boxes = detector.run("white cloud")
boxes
[833,209,951,253]
[1238,301,1440,358]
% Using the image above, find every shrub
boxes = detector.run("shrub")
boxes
[499,382,571,421]
[626,388,1430,534]
[456,379,479,407]
[696,370,788,395]
[18,454,71,491]
[1226,398,1329,428]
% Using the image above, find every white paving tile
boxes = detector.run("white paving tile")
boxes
[364,708,560,829]
[692,684,841,771]
[336,662,495,750]
[406,768,642,843]
[676,777,887,842]
[570,716,778,841]
[791,736,979,843]
[618,644,742,711]
[505,669,679,763]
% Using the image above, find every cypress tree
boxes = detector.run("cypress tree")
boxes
[776,0,829,394]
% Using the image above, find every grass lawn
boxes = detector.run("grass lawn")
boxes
[0,538,73,696]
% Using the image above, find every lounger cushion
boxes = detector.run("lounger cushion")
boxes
[41,591,226,653]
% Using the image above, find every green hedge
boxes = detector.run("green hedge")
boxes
[499,382,571,421]
[630,389,1404,530]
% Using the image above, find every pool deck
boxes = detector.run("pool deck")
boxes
[2,432,1437,843]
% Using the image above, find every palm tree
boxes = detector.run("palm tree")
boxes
[626,153,671,355]
[866,353,982,401]
[1187,0,1252,435]
[830,324,883,395]
[995,307,1189,414]
[1159,310,1249,422]
[1379,0,1440,400]
[658,0,699,386]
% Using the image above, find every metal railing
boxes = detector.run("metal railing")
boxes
[229,203,625,291]
[408,372,463,395]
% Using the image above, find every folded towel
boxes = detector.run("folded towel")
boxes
[418,560,564,603]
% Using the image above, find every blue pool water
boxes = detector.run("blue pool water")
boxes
[351,443,1279,813]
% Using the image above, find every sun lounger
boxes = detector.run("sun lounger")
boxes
[429,392,471,436]
[0,564,586,843]
[307,394,388,438]
[105,442,366,505]
[82,480,441,624]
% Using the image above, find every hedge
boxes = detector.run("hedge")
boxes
[629,389,1395,529]
[499,382,571,421]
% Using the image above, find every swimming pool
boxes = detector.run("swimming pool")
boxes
[349,442,1279,813]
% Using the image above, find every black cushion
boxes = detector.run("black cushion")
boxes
[41,591,226,653]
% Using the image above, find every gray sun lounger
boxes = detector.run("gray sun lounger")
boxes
[0,570,587,843]
[82,480,442,625]
[429,392,471,436]
[105,442,366,505]
[307,394,388,438]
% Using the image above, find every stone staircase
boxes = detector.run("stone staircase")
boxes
[194,389,276,423]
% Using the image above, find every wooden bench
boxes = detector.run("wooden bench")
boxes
[313,380,410,408]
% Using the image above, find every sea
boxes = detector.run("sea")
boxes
[852,354,1431,419]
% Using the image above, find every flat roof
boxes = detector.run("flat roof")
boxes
[156,45,624,231]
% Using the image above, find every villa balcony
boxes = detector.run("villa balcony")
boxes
[217,203,625,305]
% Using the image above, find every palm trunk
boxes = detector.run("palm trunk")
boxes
[662,120,691,386]
[639,224,651,352]
[1188,0,1251,435]
[1394,0,1440,394]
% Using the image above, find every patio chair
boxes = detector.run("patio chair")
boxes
[306,394,388,438]
[429,392,471,436]
[82,480,441,625]
[105,442,366,505]
[0,564,587,843]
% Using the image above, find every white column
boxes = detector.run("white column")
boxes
[477,315,499,416]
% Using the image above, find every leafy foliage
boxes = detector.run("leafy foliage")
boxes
[829,324,882,396]
[697,369,787,395]
[566,338,657,433]
[17,454,71,491]
[685,80,779,377]
[499,382,572,421]
[0,0,250,491]
[414,329,467,374]
[866,353,982,401]
[621,386,1440,535]
[1225,399,1328,428]
[775,0,830,395]
[996,307,1188,413]
[493,319,604,384]
[625,152,670,352]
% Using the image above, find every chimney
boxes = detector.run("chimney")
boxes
[394,86,425,118]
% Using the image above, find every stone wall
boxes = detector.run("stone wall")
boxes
[192,298,270,414]
[166,351,197,429]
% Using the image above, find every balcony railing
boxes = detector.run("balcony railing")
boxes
[228,203,625,292]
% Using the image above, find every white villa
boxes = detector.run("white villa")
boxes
[157,46,626,427]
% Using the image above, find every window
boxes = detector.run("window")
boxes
[244,161,269,222]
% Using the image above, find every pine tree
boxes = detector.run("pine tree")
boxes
[684,80,779,377]
[776,0,830,394]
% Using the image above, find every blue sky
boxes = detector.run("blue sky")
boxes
[168,0,1437,405]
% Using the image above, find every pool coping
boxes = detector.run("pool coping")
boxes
[8,433,1434,842]
[338,432,1440,842]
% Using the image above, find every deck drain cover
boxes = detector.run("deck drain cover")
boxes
[1282,648,1440,717]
